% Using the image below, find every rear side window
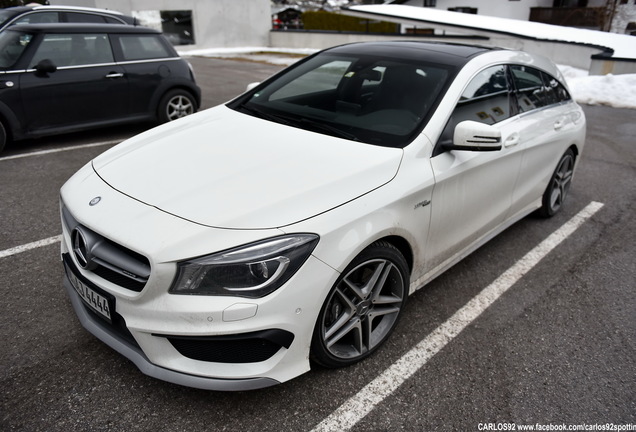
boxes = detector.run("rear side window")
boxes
[63,12,111,24]
[31,33,114,67]
[541,71,571,104]
[510,65,549,112]
[118,35,171,61]
[511,66,571,112]
[14,12,60,25]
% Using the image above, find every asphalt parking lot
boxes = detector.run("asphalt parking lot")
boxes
[1,56,634,432]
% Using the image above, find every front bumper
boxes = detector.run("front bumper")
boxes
[62,269,279,391]
[62,247,336,390]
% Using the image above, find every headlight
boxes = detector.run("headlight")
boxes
[170,234,319,298]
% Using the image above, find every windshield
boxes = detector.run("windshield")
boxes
[0,10,16,28]
[0,30,34,69]
[229,51,454,148]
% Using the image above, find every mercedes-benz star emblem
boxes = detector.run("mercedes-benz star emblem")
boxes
[89,196,101,206]
[72,228,90,269]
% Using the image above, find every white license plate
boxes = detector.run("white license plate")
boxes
[67,268,112,322]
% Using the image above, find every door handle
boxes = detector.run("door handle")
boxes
[105,72,124,79]
[504,132,520,148]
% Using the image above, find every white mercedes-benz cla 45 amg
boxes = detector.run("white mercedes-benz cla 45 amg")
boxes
[60,41,586,390]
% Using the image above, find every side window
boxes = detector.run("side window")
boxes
[14,12,60,25]
[0,32,33,68]
[64,12,109,24]
[118,35,171,61]
[541,71,571,104]
[510,65,548,112]
[104,16,124,24]
[437,65,511,146]
[31,33,114,67]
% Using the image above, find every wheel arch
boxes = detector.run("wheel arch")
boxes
[376,235,414,275]
[154,83,201,112]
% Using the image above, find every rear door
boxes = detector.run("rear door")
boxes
[507,65,583,218]
[19,32,129,132]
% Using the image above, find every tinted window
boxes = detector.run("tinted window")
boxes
[118,35,171,61]
[438,65,512,146]
[510,65,549,112]
[14,12,60,25]
[104,16,123,24]
[0,31,34,68]
[541,71,571,104]
[64,12,109,24]
[31,33,114,67]
[0,10,15,28]
[237,53,452,148]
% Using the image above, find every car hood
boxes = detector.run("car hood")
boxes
[92,106,403,230]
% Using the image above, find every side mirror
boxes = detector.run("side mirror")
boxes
[246,82,260,91]
[34,59,57,76]
[444,120,502,152]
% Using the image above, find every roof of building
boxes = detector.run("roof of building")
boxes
[344,4,636,60]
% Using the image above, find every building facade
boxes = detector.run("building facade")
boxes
[395,0,635,34]
[49,0,272,49]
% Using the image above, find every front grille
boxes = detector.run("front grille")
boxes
[161,329,295,364]
[62,204,151,293]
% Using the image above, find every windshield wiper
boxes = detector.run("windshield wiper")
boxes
[297,118,360,142]
[239,104,360,142]
[238,104,293,126]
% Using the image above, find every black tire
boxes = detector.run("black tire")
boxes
[157,89,196,123]
[311,241,409,368]
[0,121,6,154]
[537,148,576,218]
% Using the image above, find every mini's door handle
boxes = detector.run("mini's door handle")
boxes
[105,72,124,79]
[504,132,520,148]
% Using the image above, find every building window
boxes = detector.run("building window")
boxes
[448,7,478,14]
[553,0,588,6]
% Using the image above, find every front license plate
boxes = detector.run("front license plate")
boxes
[66,264,113,323]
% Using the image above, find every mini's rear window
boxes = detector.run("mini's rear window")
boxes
[118,35,171,61]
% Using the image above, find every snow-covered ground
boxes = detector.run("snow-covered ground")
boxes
[180,47,636,110]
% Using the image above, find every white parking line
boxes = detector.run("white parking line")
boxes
[0,235,62,259]
[0,140,119,162]
[310,201,604,432]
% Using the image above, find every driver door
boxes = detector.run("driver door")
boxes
[426,65,525,272]
[19,32,128,132]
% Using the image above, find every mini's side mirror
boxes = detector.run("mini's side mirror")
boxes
[34,59,57,76]
[443,120,502,152]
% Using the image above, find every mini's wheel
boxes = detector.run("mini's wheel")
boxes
[158,89,196,123]
[538,149,575,218]
[311,241,409,368]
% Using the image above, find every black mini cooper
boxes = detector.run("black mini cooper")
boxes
[0,23,201,153]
